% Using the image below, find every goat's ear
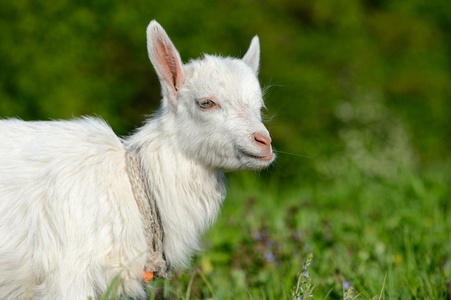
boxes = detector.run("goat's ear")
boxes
[242,36,260,76]
[146,20,184,108]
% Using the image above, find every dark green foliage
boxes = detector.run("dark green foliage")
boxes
[1,0,449,176]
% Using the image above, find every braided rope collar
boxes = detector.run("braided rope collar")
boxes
[125,150,171,279]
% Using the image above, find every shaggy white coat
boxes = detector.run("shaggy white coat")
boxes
[0,20,274,299]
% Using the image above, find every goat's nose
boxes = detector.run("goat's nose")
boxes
[253,133,272,153]
[253,133,271,146]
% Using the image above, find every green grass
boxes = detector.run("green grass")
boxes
[141,161,450,299]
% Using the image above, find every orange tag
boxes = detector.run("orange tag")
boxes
[143,271,154,283]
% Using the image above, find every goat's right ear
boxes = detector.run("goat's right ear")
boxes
[147,20,184,108]
[242,36,260,76]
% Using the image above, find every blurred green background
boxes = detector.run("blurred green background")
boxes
[1,0,449,186]
[1,0,450,298]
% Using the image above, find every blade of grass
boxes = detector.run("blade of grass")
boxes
[322,286,334,300]
[379,271,387,300]
[275,150,310,158]
[198,269,215,297]
[185,271,197,300]
[100,272,122,300]
[164,277,171,298]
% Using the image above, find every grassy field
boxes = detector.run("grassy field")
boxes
[138,159,450,299]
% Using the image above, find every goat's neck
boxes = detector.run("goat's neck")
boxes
[126,116,226,267]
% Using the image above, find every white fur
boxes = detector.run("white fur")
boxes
[0,20,274,299]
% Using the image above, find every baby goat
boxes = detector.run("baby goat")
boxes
[0,20,274,299]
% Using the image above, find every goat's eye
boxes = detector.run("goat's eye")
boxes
[198,99,216,109]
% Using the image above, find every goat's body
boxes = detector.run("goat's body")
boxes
[0,20,273,298]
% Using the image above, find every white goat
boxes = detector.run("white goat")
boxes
[0,20,274,299]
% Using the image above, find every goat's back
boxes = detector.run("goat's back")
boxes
[0,118,146,299]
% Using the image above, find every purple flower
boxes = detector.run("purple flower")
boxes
[343,281,351,291]
[252,231,261,240]
[305,270,310,279]
[444,260,450,269]
[264,250,276,262]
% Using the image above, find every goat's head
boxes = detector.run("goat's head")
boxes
[146,21,275,170]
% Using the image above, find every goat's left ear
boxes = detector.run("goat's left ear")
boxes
[147,20,184,108]
[242,36,260,76]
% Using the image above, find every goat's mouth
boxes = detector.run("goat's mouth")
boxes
[239,150,275,162]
